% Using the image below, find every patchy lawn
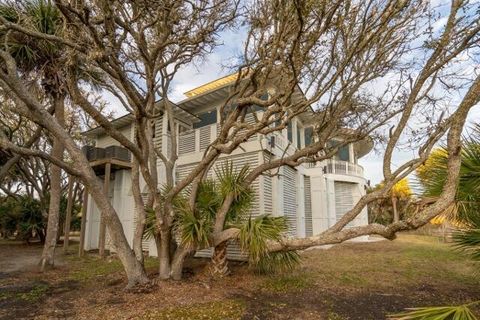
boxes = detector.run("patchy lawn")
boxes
[0,235,479,320]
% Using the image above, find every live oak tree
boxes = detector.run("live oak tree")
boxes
[0,0,479,287]
[0,0,68,270]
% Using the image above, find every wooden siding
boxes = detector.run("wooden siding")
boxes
[304,176,313,237]
[178,130,195,154]
[283,166,297,237]
[153,115,163,151]
[334,181,355,226]
[262,152,273,215]
[199,126,211,150]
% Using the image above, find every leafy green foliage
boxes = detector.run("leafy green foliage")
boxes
[0,196,45,241]
[142,162,299,274]
[0,195,80,242]
[388,302,479,320]
[0,0,63,78]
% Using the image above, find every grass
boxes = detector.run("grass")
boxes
[2,235,479,319]
[261,273,315,292]
[0,283,49,302]
[141,299,245,320]
[297,234,480,291]
[65,250,158,283]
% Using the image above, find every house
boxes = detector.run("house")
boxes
[82,74,373,259]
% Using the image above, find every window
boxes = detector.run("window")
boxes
[193,110,217,129]
[337,145,350,161]
[287,122,293,143]
[297,126,301,148]
[328,139,350,162]
[305,127,313,146]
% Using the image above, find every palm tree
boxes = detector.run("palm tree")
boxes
[390,129,480,319]
[144,162,300,278]
[417,126,480,243]
[0,0,67,270]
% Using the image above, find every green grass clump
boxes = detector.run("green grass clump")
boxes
[67,256,124,282]
[141,299,245,320]
[261,273,314,293]
[0,283,48,302]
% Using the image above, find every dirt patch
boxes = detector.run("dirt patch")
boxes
[0,241,65,274]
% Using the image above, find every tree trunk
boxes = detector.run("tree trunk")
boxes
[63,176,74,252]
[39,95,65,271]
[170,245,191,280]
[158,230,171,279]
[392,196,399,223]
[210,241,229,277]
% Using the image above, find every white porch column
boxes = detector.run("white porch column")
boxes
[348,143,355,163]
[296,174,306,237]
[326,178,336,228]
[310,169,328,234]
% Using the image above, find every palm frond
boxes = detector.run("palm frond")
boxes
[453,218,480,261]
[175,205,213,248]
[388,303,479,320]
[142,207,157,241]
[215,161,250,199]
[254,251,301,274]
[237,215,300,273]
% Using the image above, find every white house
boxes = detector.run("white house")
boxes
[82,74,373,259]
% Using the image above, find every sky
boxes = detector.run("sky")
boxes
[102,3,480,186]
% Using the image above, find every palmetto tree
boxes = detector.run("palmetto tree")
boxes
[391,129,480,319]
[0,0,67,270]
[420,131,480,259]
[144,162,299,278]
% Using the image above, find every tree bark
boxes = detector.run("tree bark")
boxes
[39,95,65,271]
[63,175,74,252]
[78,187,88,257]
[98,161,111,258]
[210,241,230,277]
[392,196,399,223]
[170,245,191,280]
[158,229,171,279]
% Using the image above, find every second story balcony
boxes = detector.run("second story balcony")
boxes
[320,159,364,177]
[82,145,132,175]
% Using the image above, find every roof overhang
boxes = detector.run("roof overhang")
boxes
[82,101,200,138]
[82,113,134,138]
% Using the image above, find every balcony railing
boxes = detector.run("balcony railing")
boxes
[321,159,364,177]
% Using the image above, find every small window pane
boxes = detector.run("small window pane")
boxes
[297,126,301,148]
[287,122,293,143]
[305,127,313,146]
